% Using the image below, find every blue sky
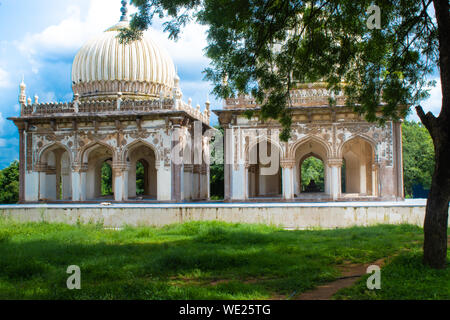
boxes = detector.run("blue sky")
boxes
[0,0,443,169]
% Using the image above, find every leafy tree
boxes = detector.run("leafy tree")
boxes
[301,157,324,191]
[0,161,19,204]
[101,162,113,196]
[402,121,435,197]
[124,0,449,268]
[136,161,145,195]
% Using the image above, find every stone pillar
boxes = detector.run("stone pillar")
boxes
[328,159,343,200]
[193,165,201,199]
[71,170,81,202]
[231,163,247,200]
[113,163,129,202]
[394,121,404,199]
[157,163,171,201]
[218,113,233,201]
[372,163,379,197]
[35,163,47,201]
[18,125,25,203]
[281,160,295,200]
[171,118,185,202]
[80,167,87,201]
[183,164,193,201]
[360,161,367,195]
[324,165,332,195]
[200,163,209,200]
[205,163,210,200]
[71,164,88,201]
[61,167,71,200]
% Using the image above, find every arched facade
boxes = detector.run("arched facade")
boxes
[247,140,282,198]
[36,143,72,201]
[11,2,212,203]
[291,137,331,198]
[125,141,158,200]
[215,85,404,202]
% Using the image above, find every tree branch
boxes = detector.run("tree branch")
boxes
[415,105,437,135]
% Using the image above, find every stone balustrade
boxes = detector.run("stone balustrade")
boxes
[20,97,211,124]
[224,88,346,109]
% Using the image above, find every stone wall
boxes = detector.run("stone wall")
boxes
[1,201,446,229]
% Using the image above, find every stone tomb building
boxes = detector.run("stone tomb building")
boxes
[10,7,212,203]
[214,82,404,202]
[10,2,404,204]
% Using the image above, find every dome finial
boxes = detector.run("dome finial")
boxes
[120,0,128,22]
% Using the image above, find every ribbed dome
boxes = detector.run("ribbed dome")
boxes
[72,21,176,100]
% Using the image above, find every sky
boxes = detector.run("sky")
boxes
[0,0,444,169]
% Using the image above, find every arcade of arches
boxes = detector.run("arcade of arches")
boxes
[216,106,404,202]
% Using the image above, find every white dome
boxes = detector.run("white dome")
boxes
[72,21,176,99]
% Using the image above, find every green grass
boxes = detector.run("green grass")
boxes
[0,217,433,299]
[334,248,450,300]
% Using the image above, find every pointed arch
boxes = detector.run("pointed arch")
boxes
[123,139,159,200]
[246,136,285,162]
[79,140,116,164]
[37,142,73,165]
[122,139,160,164]
[339,135,377,196]
[338,134,377,159]
[289,135,331,160]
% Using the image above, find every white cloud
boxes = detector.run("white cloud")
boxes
[0,67,11,88]
[17,0,209,77]
[149,22,209,67]
[408,78,443,121]
[421,79,442,116]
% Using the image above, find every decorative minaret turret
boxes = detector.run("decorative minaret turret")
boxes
[172,74,183,110]
[19,79,26,107]
[205,98,211,120]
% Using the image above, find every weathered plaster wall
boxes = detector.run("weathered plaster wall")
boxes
[1,201,446,229]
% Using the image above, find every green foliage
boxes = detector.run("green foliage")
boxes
[124,0,438,141]
[101,162,113,196]
[402,121,435,197]
[0,219,427,299]
[0,161,19,204]
[136,161,145,195]
[301,157,324,192]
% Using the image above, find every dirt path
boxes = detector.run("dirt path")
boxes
[293,258,386,300]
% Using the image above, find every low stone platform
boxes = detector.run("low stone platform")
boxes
[1,199,445,229]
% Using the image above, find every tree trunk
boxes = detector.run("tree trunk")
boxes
[422,137,450,268]
[415,0,450,269]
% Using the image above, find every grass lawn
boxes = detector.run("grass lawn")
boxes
[334,248,450,300]
[0,217,445,300]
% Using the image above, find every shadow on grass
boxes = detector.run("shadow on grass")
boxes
[0,222,424,300]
